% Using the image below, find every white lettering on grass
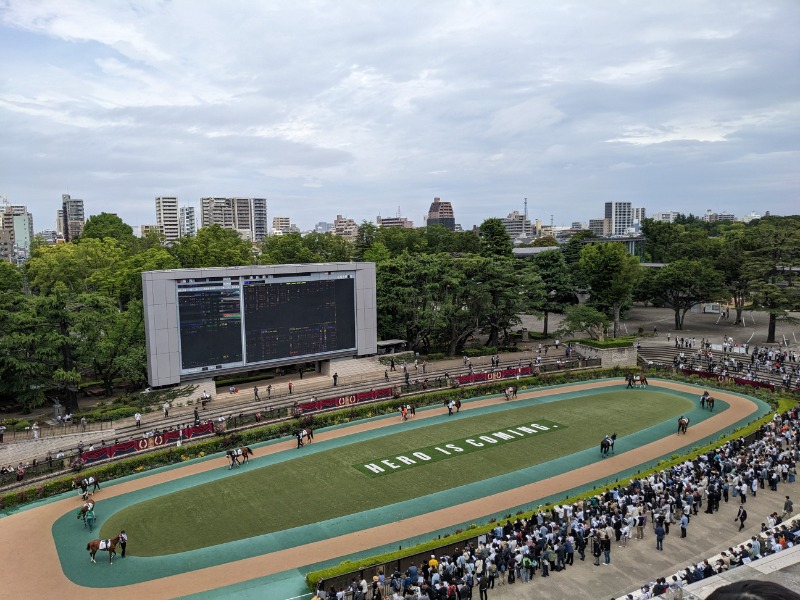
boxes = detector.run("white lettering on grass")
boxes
[413,452,431,461]
[396,455,416,466]
[445,443,464,452]
[492,432,515,441]
[530,423,550,431]
[517,426,536,434]
[435,447,451,455]
[381,459,400,469]
[466,439,483,447]
[479,435,498,444]
[364,463,385,474]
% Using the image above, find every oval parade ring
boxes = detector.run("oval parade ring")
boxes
[0,379,769,598]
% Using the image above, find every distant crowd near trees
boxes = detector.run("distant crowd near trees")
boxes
[0,211,797,412]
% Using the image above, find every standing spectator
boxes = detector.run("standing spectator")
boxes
[80,416,87,432]
[32,421,39,440]
[478,575,488,600]
[163,402,170,418]
[288,381,294,394]
[15,463,24,482]
[592,534,602,566]
[680,513,689,538]
[253,386,260,401]
[655,523,665,551]
[332,372,339,386]
[266,384,272,399]
[602,533,612,565]
[134,411,141,428]
[0,423,5,443]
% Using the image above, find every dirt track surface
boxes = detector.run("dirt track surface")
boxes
[0,380,759,599]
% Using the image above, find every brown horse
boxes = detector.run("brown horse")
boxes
[76,500,95,521]
[677,416,690,434]
[226,446,254,469]
[87,534,120,564]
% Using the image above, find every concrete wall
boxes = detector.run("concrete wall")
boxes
[574,343,637,368]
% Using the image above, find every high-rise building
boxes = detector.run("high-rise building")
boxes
[61,194,85,242]
[314,221,332,233]
[604,201,633,236]
[425,197,456,230]
[155,196,180,241]
[251,198,268,241]
[179,205,197,238]
[333,214,359,239]
[272,216,292,233]
[501,210,533,240]
[200,197,267,241]
[633,207,647,223]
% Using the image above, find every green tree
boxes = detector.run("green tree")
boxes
[743,216,800,343]
[362,241,391,264]
[80,212,136,248]
[580,243,641,337]
[650,259,726,330]
[353,221,378,261]
[260,233,320,264]
[529,250,576,336]
[0,261,23,293]
[302,232,353,262]
[640,219,681,263]
[556,304,610,341]
[170,225,254,268]
[478,218,513,258]
[530,236,559,247]
[480,258,544,347]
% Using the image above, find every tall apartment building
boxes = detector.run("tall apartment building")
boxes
[272,216,292,233]
[155,196,180,241]
[200,197,268,241]
[604,201,633,237]
[333,214,359,239]
[61,194,85,242]
[179,205,197,238]
[251,198,268,241]
[425,197,456,230]
[633,207,647,223]
[501,210,533,240]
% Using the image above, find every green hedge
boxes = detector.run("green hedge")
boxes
[579,339,635,349]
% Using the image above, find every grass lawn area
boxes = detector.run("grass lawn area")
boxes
[102,390,690,555]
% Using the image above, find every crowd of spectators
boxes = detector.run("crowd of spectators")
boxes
[315,401,798,600]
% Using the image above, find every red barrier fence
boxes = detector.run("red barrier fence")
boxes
[297,387,395,413]
[680,369,776,392]
[457,366,532,385]
[80,421,215,462]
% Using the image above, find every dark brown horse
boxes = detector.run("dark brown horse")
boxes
[226,446,254,469]
[677,416,690,434]
[87,534,120,564]
[600,433,617,457]
[72,475,101,500]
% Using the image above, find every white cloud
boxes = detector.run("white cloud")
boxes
[0,0,797,230]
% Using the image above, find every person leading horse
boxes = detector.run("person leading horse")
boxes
[677,416,690,434]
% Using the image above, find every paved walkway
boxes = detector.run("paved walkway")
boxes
[0,379,770,599]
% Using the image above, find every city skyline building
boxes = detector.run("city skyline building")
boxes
[500,210,533,240]
[604,201,634,237]
[155,196,180,241]
[377,214,413,228]
[333,214,359,239]
[200,197,268,241]
[425,197,456,230]
[179,205,197,238]
[61,194,85,242]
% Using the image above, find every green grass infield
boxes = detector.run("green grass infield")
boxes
[101,389,690,556]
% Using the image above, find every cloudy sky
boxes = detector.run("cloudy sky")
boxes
[1,1,798,233]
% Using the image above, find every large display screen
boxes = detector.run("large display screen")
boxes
[243,279,356,362]
[176,273,356,373]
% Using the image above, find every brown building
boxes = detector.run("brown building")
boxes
[425,197,456,230]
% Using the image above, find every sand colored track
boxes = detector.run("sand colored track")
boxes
[0,379,761,599]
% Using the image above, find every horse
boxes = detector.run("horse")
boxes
[76,500,95,522]
[600,433,617,457]
[87,534,120,564]
[72,475,101,500]
[226,447,254,469]
[677,417,690,434]
[707,396,715,411]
